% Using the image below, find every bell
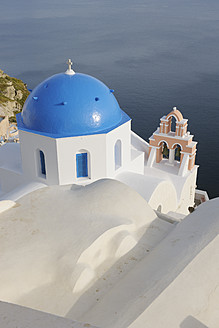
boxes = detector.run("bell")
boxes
[175,146,181,160]
[162,144,169,158]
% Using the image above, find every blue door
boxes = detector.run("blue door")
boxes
[76,153,88,178]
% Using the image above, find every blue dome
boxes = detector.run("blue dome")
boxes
[19,72,130,137]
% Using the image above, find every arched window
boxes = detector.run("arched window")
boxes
[76,151,88,178]
[174,144,181,161]
[39,150,46,176]
[171,116,177,132]
[162,142,169,159]
[115,140,122,170]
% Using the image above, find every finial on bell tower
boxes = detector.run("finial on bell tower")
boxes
[65,59,75,75]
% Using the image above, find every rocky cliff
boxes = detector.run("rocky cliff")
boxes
[0,69,30,122]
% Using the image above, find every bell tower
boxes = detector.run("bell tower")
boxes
[148,107,197,176]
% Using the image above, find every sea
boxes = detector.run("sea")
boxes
[0,0,218,198]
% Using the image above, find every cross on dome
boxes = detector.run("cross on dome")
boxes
[65,58,75,75]
[67,59,72,70]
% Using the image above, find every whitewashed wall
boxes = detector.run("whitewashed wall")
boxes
[0,168,29,194]
[19,130,59,185]
[56,133,107,185]
[106,121,131,177]
[177,168,198,214]
[19,121,146,187]
[149,180,178,213]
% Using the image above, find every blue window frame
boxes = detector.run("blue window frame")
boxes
[39,150,46,176]
[76,153,88,178]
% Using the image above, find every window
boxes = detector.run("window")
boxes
[76,152,88,178]
[115,140,122,170]
[39,150,46,176]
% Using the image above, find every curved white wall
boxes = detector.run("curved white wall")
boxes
[117,171,177,214]
[149,180,177,214]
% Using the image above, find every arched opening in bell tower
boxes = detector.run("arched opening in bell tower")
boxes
[174,144,181,161]
[170,116,177,133]
[162,142,169,159]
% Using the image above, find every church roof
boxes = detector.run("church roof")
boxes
[17,69,130,138]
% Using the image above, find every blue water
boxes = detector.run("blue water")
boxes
[1,0,218,198]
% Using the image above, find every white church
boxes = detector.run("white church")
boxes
[1,61,218,328]
[0,60,204,214]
